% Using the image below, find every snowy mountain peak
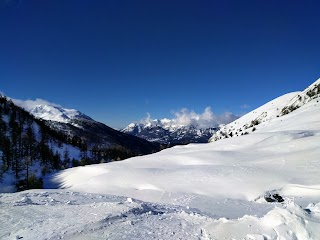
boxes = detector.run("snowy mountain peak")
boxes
[30,105,92,123]
[12,98,92,124]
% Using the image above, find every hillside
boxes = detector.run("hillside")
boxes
[209,79,320,142]
[0,95,160,193]
[13,98,160,154]
[0,95,83,192]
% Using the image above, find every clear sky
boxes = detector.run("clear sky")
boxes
[1,0,320,129]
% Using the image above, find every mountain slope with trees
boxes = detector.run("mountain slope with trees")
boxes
[0,95,160,192]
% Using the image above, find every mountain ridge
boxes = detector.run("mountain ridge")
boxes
[10,97,160,154]
[122,120,218,145]
[209,78,320,142]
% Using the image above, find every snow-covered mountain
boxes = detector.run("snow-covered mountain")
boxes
[11,98,160,154]
[38,78,320,239]
[28,105,92,124]
[0,95,85,193]
[122,119,218,145]
[209,78,320,142]
[12,98,93,127]
[0,95,161,193]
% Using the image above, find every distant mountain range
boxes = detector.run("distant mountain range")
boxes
[122,119,219,146]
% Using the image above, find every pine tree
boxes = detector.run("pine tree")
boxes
[63,148,71,168]
[22,124,37,189]
[52,151,61,170]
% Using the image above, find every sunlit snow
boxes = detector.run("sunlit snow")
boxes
[2,80,320,239]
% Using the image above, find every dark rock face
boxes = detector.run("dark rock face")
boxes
[265,193,284,203]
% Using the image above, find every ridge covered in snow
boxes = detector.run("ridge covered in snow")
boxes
[12,98,92,125]
[280,78,320,116]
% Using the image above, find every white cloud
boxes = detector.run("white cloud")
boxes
[241,104,250,109]
[140,107,239,129]
[11,98,61,111]
[141,113,152,125]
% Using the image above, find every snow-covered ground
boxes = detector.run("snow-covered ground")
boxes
[1,190,320,240]
[1,80,320,239]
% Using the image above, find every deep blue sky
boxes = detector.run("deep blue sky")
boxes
[1,0,320,128]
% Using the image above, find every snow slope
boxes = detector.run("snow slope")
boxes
[2,79,320,239]
[209,92,298,141]
[209,78,320,142]
[280,78,320,116]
